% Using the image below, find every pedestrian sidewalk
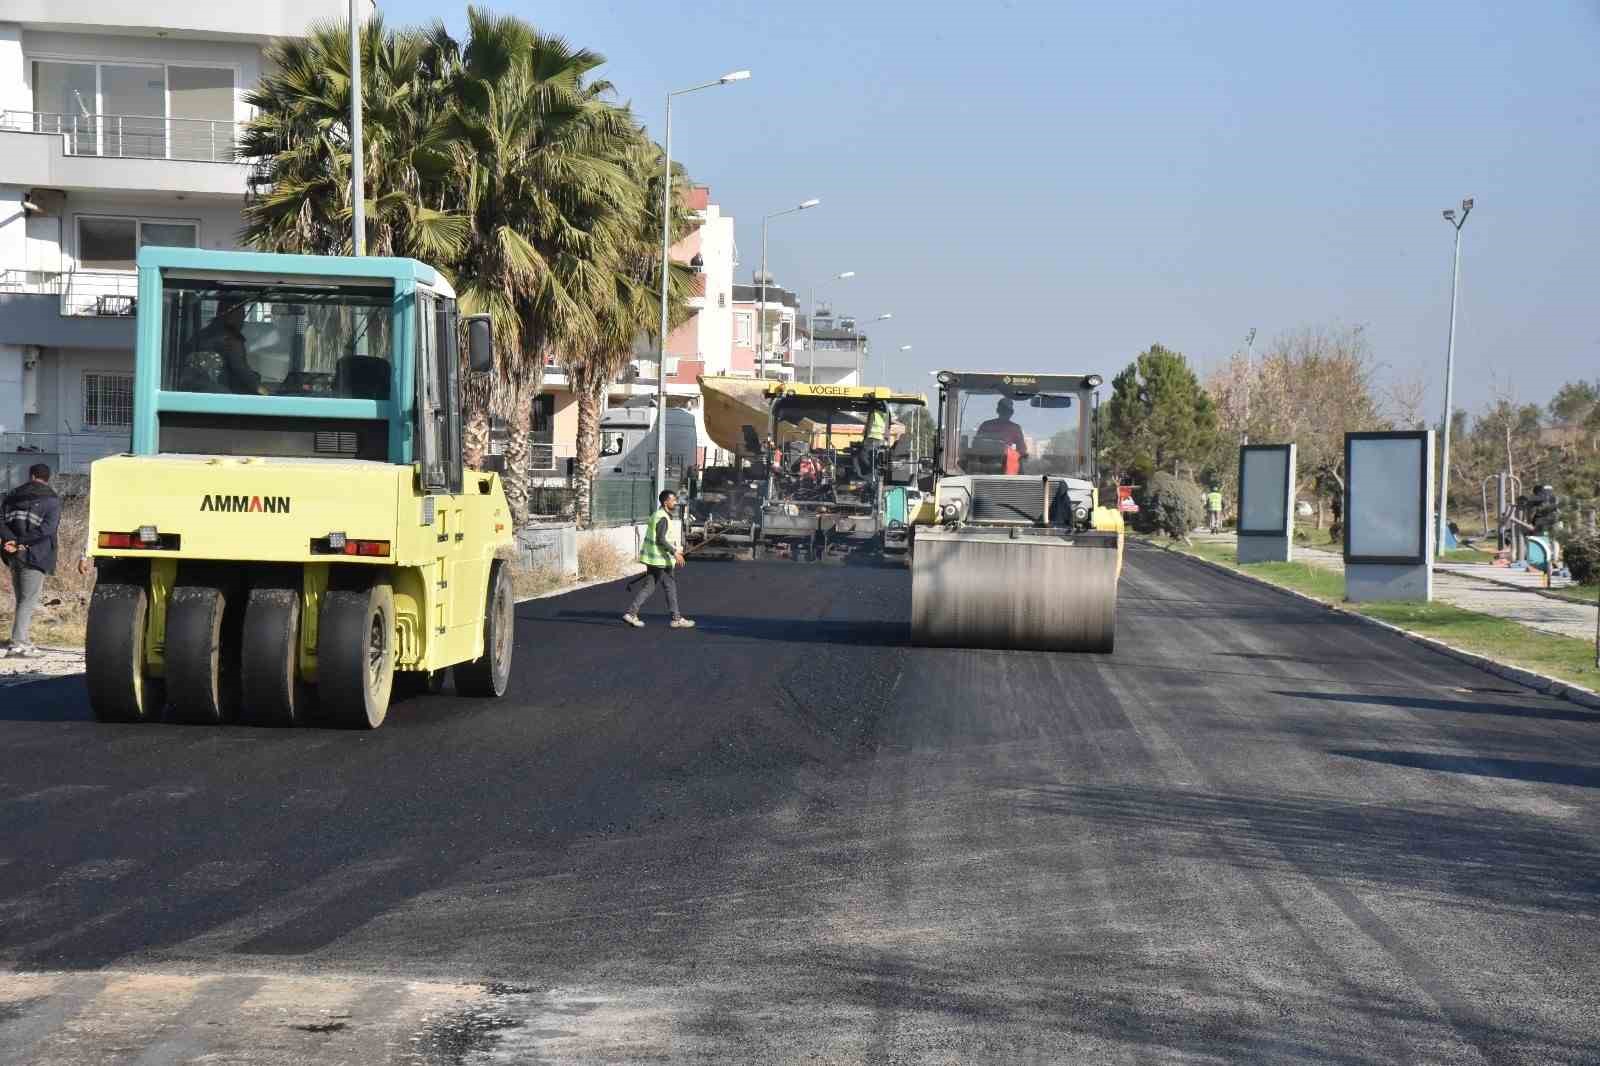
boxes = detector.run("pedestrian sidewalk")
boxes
[1190,532,1597,642]
[0,645,85,687]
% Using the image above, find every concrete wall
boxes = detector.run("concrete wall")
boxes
[0,1,350,42]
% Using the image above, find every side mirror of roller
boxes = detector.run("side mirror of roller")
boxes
[465,314,494,374]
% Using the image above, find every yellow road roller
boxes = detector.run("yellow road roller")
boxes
[910,370,1124,652]
[83,248,516,728]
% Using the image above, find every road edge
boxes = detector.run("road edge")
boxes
[1135,538,1600,712]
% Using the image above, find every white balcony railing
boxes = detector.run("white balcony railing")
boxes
[0,110,244,164]
[0,269,139,317]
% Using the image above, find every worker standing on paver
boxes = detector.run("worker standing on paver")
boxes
[1206,485,1224,534]
[622,490,695,629]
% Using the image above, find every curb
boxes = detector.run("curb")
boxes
[515,563,646,605]
[1136,538,1600,712]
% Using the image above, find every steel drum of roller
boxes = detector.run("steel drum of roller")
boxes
[910,526,1119,652]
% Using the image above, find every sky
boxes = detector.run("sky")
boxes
[380,0,1600,416]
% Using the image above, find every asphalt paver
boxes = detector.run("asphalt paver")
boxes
[0,544,1596,1063]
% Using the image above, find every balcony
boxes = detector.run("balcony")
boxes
[2,111,244,163]
[0,112,249,197]
[2,430,131,478]
[0,270,139,317]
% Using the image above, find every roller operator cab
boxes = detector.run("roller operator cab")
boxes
[909,370,1124,652]
[83,248,517,729]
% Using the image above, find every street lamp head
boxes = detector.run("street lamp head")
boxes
[719,70,751,83]
[899,345,913,351]
[1461,197,1474,212]
[837,271,856,279]
[876,312,893,321]
[1442,209,1456,222]
[798,198,821,210]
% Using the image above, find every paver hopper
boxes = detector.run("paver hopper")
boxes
[910,370,1123,652]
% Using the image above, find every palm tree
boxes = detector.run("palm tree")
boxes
[560,136,700,527]
[446,8,643,523]
[240,15,466,262]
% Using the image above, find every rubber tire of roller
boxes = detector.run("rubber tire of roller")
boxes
[240,587,304,727]
[454,562,513,699]
[318,583,395,730]
[165,584,241,724]
[85,579,163,723]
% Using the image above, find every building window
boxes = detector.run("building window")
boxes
[77,216,198,271]
[530,394,556,472]
[735,312,753,347]
[30,60,236,161]
[83,373,134,428]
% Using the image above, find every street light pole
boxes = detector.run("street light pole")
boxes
[652,70,750,501]
[1436,197,1474,556]
[1241,327,1255,445]
[888,344,912,389]
[808,270,854,384]
[348,0,365,256]
[758,198,819,380]
[857,312,891,385]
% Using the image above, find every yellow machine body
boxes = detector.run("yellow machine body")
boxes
[88,453,512,680]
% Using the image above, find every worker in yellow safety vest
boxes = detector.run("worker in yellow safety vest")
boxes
[855,404,889,486]
[1206,486,1224,533]
[622,489,695,629]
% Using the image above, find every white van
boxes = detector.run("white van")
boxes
[597,402,699,485]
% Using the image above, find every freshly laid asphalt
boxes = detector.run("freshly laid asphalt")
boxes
[1,543,1597,1063]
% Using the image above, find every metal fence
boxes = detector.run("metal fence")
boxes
[2,431,129,480]
[0,269,140,317]
[0,110,243,163]
[590,477,660,528]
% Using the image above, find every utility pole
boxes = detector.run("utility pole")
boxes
[1241,327,1255,444]
[758,199,819,380]
[1436,197,1474,555]
[348,0,365,256]
[651,70,750,500]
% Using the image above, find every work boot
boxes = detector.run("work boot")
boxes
[670,617,696,629]
[621,613,645,628]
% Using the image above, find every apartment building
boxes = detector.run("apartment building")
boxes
[729,275,798,382]
[0,1,345,480]
[801,306,873,388]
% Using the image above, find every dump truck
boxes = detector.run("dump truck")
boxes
[83,248,516,729]
[910,370,1123,652]
[695,376,926,561]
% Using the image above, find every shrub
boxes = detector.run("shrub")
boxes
[578,536,628,581]
[1564,531,1600,584]
[1137,472,1205,541]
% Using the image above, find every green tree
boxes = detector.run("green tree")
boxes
[1103,344,1218,481]
[445,9,645,522]
[1549,379,1599,425]
[241,7,660,526]
[558,136,700,527]
[241,15,466,263]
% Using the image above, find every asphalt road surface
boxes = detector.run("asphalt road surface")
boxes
[1,544,1597,1064]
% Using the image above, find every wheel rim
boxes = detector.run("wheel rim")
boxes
[367,611,386,692]
[493,581,511,671]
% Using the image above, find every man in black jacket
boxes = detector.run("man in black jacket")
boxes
[2,463,62,658]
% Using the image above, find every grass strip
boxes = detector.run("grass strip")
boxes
[1163,538,1600,690]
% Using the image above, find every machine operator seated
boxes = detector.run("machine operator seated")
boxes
[177,301,266,395]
